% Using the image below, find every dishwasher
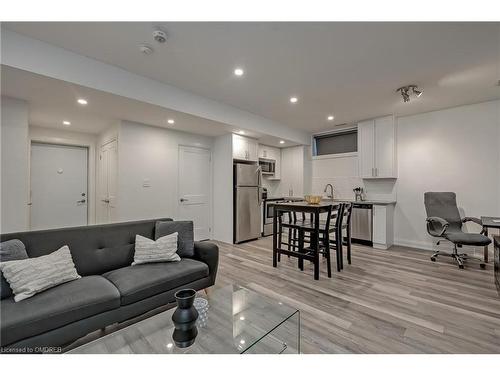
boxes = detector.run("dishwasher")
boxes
[351,203,373,246]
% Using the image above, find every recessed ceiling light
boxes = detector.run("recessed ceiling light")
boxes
[167,119,175,124]
[77,98,88,105]
[62,120,71,126]
[279,140,285,144]
[327,115,334,121]
[240,340,246,345]
[240,316,245,321]
[289,97,298,103]
[234,68,244,76]
[238,130,245,135]
[166,343,173,349]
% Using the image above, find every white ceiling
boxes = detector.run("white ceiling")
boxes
[4,22,499,133]
[0,66,295,147]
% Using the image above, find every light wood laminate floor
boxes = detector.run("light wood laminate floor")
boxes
[214,237,500,353]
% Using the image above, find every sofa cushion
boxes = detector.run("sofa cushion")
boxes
[103,258,209,306]
[1,239,28,300]
[155,220,194,257]
[0,275,120,346]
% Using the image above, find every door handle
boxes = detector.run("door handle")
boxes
[102,199,110,203]
[77,199,86,204]
[180,198,189,202]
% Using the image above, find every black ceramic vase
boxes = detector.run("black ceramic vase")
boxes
[172,289,199,348]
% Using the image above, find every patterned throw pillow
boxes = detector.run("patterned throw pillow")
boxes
[133,233,181,265]
[0,245,81,302]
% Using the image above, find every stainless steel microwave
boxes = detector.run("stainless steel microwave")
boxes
[258,158,276,176]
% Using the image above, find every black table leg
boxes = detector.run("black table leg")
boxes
[273,208,278,267]
[314,210,320,280]
[484,227,489,263]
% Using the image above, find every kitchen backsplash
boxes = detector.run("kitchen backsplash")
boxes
[311,154,397,201]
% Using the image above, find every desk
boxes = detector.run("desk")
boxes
[481,216,500,263]
[270,201,332,280]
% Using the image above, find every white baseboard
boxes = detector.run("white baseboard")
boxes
[394,238,490,257]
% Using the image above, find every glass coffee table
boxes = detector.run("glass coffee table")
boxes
[69,284,300,354]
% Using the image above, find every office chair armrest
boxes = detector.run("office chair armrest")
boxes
[462,216,481,225]
[426,216,449,236]
[462,216,487,234]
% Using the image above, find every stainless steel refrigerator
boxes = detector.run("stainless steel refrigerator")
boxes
[234,163,262,243]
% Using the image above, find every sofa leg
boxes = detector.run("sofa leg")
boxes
[204,288,211,297]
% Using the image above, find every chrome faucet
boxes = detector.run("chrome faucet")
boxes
[324,184,334,200]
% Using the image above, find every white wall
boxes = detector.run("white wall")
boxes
[29,126,98,224]
[212,134,233,243]
[311,100,500,254]
[394,100,500,252]
[116,120,213,223]
[1,97,29,232]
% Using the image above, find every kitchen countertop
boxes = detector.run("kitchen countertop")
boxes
[265,196,396,205]
[332,198,396,205]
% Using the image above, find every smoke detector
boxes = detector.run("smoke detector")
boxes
[139,44,154,55]
[153,29,168,43]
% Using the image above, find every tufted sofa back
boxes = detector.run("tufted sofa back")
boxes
[0,218,172,276]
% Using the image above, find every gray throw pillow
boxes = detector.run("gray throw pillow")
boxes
[155,220,194,257]
[0,245,81,302]
[133,233,181,265]
[1,239,28,300]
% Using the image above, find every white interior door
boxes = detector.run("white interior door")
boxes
[178,146,211,240]
[30,143,88,230]
[98,140,118,224]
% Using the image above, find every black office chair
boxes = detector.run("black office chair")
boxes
[424,192,490,269]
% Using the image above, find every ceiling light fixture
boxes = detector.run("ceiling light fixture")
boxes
[77,98,88,105]
[234,68,244,76]
[62,120,71,126]
[327,115,334,121]
[396,85,423,103]
[289,96,298,103]
[167,119,175,124]
[279,140,285,144]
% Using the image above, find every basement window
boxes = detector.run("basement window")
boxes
[313,129,358,156]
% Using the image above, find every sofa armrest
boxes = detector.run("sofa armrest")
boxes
[192,241,219,285]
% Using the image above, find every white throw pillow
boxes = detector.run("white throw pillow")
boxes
[133,233,181,265]
[0,245,81,302]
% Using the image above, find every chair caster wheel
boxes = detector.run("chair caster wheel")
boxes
[430,257,436,262]
[458,264,464,269]
[480,263,486,269]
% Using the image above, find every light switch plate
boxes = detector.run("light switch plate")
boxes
[142,179,151,187]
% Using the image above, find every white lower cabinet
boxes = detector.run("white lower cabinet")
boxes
[372,204,394,250]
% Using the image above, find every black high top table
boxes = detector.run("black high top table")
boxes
[269,201,333,280]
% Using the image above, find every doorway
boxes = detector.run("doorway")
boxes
[98,139,118,224]
[30,142,88,230]
[178,145,212,241]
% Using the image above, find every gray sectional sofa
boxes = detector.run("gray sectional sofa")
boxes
[0,218,219,351]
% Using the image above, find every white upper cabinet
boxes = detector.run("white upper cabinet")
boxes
[357,115,397,179]
[232,134,258,162]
